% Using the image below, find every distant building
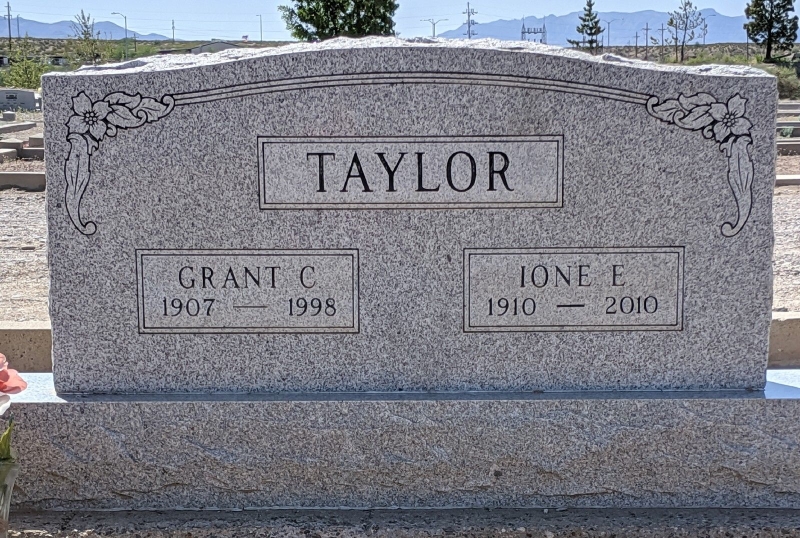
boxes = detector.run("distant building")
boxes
[159,41,240,55]
[0,88,41,111]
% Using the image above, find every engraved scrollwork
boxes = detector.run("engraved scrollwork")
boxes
[63,91,175,235]
[646,93,754,237]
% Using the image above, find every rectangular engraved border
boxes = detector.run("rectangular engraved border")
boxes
[463,247,685,333]
[258,135,564,209]
[136,249,360,335]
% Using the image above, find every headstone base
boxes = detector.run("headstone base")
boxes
[11,508,800,537]
[11,372,800,511]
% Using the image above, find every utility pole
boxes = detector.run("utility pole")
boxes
[421,18,447,38]
[257,14,263,42]
[463,3,478,39]
[634,32,639,58]
[5,3,10,53]
[643,23,650,60]
[112,12,128,60]
[659,23,666,62]
[133,33,137,53]
[602,18,620,49]
[744,23,749,62]
[15,14,18,39]
[172,20,175,43]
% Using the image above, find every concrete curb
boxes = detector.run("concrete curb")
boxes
[0,321,51,372]
[770,312,800,368]
[0,172,45,191]
[777,175,800,186]
[2,313,799,373]
[9,508,800,537]
[0,121,35,134]
[777,140,800,155]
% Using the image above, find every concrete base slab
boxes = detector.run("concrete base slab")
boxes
[9,371,800,511]
[778,140,800,155]
[27,134,43,148]
[0,172,45,191]
[0,138,23,154]
[0,322,50,372]
[777,175,800,186]
[0,148,16,163]
[10,508,800,537]
[0,121,35,134]
[19,147,43,159]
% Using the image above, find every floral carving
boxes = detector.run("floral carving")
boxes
[646,92,754,237]
[64,91,174,235]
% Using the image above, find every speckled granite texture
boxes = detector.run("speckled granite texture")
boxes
[8,372,800,511]
[10,508,800,537]
[42,38,776,393]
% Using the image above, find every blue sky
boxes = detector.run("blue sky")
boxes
[20,0,748,41]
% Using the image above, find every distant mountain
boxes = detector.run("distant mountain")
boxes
[439,9,748,47]
[9,16,170,41]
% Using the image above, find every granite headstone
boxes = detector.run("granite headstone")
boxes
[42,38,775,393]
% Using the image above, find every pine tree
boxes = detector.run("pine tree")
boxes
[71,10,103,66]
[567,0,605,55]
[667,0,705,63]
[3,36,49,90]
[278,0,399,41]
[745,0,798,61]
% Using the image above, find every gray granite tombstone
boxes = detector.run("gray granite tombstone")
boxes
[16,38,798,512]
[42,39,774,394]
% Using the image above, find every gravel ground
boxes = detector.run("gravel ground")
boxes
[777,155,800,175]
[0,185,798,322]
[0,190,47,322]
[774,185,800,312]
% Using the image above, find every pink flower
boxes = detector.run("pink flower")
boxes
[709,94,752,143]
[66,92,112,142]
[0,354,26,395]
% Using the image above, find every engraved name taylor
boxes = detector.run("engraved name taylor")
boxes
[306,150,514,193]
[259,136,563,209]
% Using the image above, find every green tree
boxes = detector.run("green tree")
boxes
[745,0,798,61]
[567,0,605,55]
[667,0,705,62]
[2,36,49,90]
[71,10,103,65]
[278,0,399,41]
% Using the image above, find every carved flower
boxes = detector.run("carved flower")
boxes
[67,92,112,142]
[709,94,752,143]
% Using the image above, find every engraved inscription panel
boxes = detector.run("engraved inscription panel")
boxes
[259,136,563,209]
[137,249,359,334]
[464,247,684,332]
